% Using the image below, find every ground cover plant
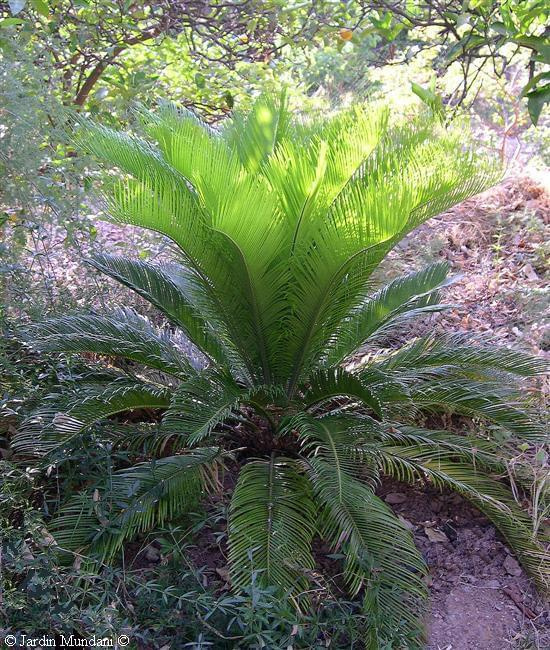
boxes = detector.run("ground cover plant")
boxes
[13,93,549,648]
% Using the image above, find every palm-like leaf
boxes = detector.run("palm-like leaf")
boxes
[374,333,547,377]
[14,381,170,456]
[51,447,222,561]
[301,367,384,416]
[405,378,545,441]
[326,261,453,365]
[27,309,194,377]
[228,456,316,597]
[161,369,243,448]
[305,457,427,644]
[88,254,225,367]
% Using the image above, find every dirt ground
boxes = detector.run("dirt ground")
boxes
[378,480,549,650]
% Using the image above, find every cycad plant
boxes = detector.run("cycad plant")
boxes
[18,93,548,647]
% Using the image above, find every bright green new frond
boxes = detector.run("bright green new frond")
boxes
[224,90,292,174]
[73,118,184,192]
[77,92,500,388]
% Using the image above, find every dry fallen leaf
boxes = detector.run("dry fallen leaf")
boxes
[215,567,231,583]
[424,527,449,543]
[384,492,407,504]
[523,263,538,280]
[503,555,522,577]
[398,515,415,531]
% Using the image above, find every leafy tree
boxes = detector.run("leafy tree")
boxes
[323,0,550,124]
[16,94,548,646]
[3,1,547,121]
[0,0,330,111]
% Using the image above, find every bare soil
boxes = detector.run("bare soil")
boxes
[378,480,549,650]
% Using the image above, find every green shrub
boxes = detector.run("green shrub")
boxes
[16,93,548,648]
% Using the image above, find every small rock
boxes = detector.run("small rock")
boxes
[441,522,457,542]
[215,567,231,583]
[384,492,407,504]
[21,542,34,561]
[39,528,57,548]
[145,545,160,562]
[484,579,501,589]
[503,555,522,577]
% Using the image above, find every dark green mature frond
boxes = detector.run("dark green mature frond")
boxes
[295,415,381,487]
[88,254,227,367]
[161,369,244,449]
[405,378,545,440]
[326,262,452,365]
[375,334,548,378]
[301,368,383,416]
[26,309,194,378]
[51,447,222,561]
[228,457,316,598]
[376,424,508,472]
[294,414,426,640]
[14,381,170,456]
[379,447,549,590]
[304,457,427,642]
